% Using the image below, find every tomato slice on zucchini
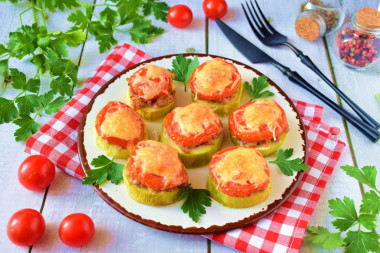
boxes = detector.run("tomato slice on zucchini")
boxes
[163,103,222,146]
[189,58,241,100]
[127,65,174,100]
[127,140,188,191]
[95,101,145,148]
[209,146,270,197]
[229,99,288,142]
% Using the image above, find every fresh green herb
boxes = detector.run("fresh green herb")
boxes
[244,75,275,101]
[376,93,380,104]
[82,155,124,185]
[178,184,211,222]
[169,54,199,91]
[269,148,310,176]
[0,0,169,142]
[305,165,380,252]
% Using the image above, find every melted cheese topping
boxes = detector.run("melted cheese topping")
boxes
[192,58,239,96]
[172,103,219,137]
[235,99,283,139]
[134,140,184,187]
[129,65,172,100]
[100,107,142,140]
[213,148,269,186]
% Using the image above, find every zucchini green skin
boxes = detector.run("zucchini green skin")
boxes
[206,175,272,208]
[159,127,223,168]
[123,171,184,206]
[191,83,243,117]
[95,128,148,159]
[126,86,175,121]
[230,131,288,157]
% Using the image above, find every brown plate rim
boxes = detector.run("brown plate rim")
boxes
[77,53,309,234]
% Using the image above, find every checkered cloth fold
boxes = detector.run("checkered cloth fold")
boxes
[25,44,346,252]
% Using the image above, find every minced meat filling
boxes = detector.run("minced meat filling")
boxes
[197,89,236,105]
[129,175,187,191]
[177,121,224,153]
[130,85,175,110]
[237,126,289,148]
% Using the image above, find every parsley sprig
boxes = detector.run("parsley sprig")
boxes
[305,165,380,252]
[269,148,310,176]
[0,0,170,142]
[244,75,275,101]
[169,54,199,91]
[82,155,124,185]
[178,184,211,222]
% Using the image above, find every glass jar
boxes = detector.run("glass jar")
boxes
[335,8,380,70]
[295,0,346,41]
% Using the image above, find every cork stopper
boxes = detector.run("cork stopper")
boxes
[295,16,321,41]
[356,8,380,29]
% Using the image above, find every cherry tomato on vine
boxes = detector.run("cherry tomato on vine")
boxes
[7,209,45,247]
[18,155,55,191]
[59,213,95,247]
[167,5,193,28]
[203,0,228,20]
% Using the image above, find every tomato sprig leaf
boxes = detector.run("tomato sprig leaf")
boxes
[82,155,124,185]
[305,165,380,252]
[244,75,275,101]
[178,184,211,222]
[169,54,199,91]
[269,148,310,176]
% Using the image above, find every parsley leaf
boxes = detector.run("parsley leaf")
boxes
[329,197,358,231]
[128,18,164,44]
[25,78,40,93]
[244,75,275,101]
[269,148,310,176]
[45,96,69,115]
[82,155,124,185]
[16,94,40,114]
[13,114,40,141]
[360,190,380,215]
[143,0,170,22]
[10,68,26,90]
[358,213,377,230]
[40,0,80,12]
[341,165,377,190]
[170,55,199,91]
[178,184,211,222]
[345,230,380,253]
[0,97,18,123]
[304,226,346,250]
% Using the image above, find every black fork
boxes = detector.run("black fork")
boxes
[242,0,380,129]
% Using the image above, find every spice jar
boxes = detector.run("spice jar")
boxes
[334,8,380,70]
[295,0,346,41]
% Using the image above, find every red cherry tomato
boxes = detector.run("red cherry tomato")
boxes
[7,209,45,247]
[203,0,228,20]
[59,213,95,247]
[18,155,55,191]
[167,5,193,28]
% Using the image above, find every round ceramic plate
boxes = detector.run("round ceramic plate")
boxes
[78,54,308,234]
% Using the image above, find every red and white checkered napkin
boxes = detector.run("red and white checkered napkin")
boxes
[25,44,346,252]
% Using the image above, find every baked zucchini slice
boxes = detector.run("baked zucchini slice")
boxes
[230,130,288,157]
[206,175,272,208]
[126,85,176,121]
[191,83,243,117]
[123,171,184,206]
[95,128,148,159]
[159,127,223,168]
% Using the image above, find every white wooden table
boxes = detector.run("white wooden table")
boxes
[1,0,379,252]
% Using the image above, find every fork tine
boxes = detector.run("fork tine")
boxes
[253,0,275,33]
[241,3,265,39]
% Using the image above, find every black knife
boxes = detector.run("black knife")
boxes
[215,18,380,143]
